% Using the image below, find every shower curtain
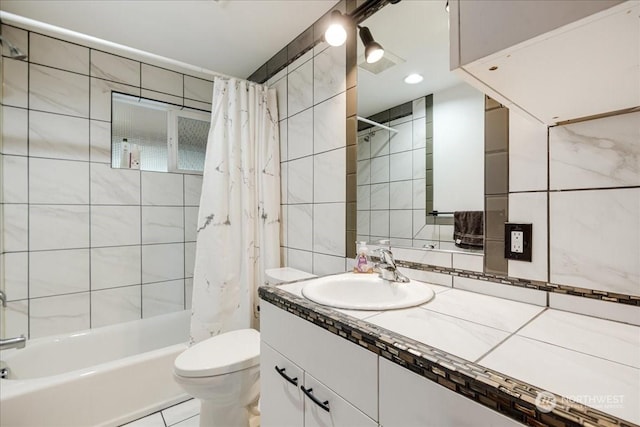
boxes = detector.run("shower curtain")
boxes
[190,77,281,344]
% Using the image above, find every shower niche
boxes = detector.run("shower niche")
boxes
[111,93,210,174]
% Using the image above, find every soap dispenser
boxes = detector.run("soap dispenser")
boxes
[354,241,373,273]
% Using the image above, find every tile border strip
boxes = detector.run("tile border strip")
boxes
[259,285,634,427]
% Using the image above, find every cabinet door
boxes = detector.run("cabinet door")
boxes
[303,372,378,427]
[379,358,524,427]
[260,341,304,427]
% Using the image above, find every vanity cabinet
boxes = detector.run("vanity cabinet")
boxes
[260,301,378,427]
[449,0,639,125]
[378,358,524,427]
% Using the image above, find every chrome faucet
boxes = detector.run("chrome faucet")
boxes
[375,249,410,283]
[0,335,26,350]
[0,290,6,307]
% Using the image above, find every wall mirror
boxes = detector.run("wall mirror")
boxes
[111,93,210,174]
[356,0,486,253]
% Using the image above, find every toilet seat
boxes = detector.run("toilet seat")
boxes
[174,329,260,378]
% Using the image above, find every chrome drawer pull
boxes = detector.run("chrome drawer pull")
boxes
[301,386,330,412]
[274,366,298,386]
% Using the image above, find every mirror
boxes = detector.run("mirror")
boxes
[356,0,485,252]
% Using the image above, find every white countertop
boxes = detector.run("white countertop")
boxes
[279,279,640,424]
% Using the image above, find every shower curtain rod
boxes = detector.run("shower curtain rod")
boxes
[357,116,399,133]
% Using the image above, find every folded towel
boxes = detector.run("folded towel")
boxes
[454,211,484,249]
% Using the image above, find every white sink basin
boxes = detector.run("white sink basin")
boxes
[301,273,435,310]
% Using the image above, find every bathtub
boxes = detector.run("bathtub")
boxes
[0,310,191,427]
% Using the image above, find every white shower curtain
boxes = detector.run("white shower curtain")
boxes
[190,77,281,344]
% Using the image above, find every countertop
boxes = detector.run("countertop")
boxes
[259,273,640,427]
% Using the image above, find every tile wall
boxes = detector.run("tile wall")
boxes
[0,24,212,338]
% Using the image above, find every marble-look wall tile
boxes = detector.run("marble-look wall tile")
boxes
[370,210,390,237]
[29,249,90,298]
[287,248,313,274]
[314,148,345,203]
[509,110,547,192]
[29,110,89,161]
[370,183,390,210]
[142,206,184,244]
[357,185,371,210]
[550,111,640,190]
[30,64,89,117]
[91,246,142,290]
[141,64,183,97]
[287,204,313,251]
[399,267,453,287]
[2,252,28,300]
[550,188,640,296]
[184,76,213,103]
[185,242,196,278]
[287,157,313,204]
[91,285,142,328]
[390,246,452,268]
[357,159,371,185]
[280,162,289,205]
[30,33,89,74]
[1,24,28,58]
[4,300,28,338]
[390,151,413,182]
[273,78,288,121]
[390,210,413,239]
[184,206,199,242]
[370,128,390,157]
[184,175,203,206]
[89,120,111,163]
[390,181,412,210]
[90,77,140,121]
[313,253,346,276]
[141,172,183,206]
[389,122,412,154]
[357,135,370,160]
[412,148,426,180]
[90,50,140,86]
[453,276,547,306]
[357,210,370,236]
[29,158,89,204]
[2,58,28,108]
[2,204,28,252]
[279,119,289,162]
[30,292,90,338]
[183,99,211,112]
[287,109,313,160]
[549,293,640,327]
[141,243,184,284]
[91,205,141,247]
[313,44,346,104]
[141,89,183,107]
[30,205,90,251]
[90,163,140,205]
[142,279,185,317]
[2,155,28,203]
[412,179,426,209]
[452,252,484,273]
[313,203,345,256]
[280,205,289,247]
[2,106,28,155]
[314,93,346,154]
[412,117,427,149]
[370,156,389,184]
[508,192,548,282]
[287,59,313,116]
[185,278,194,310]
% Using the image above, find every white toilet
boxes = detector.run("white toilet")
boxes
[173,329,261,427]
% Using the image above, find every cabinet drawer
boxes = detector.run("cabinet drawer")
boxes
[303,372,378,427]
[379,358,524,427]
[261,301,378,420]
[260,341,304,427]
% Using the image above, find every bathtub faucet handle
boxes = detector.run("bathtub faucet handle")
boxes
[0,289,6,307]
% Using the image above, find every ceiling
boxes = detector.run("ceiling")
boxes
[357,0,462,118]
[0,0,340,78]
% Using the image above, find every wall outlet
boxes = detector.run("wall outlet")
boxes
[504,223,532,261]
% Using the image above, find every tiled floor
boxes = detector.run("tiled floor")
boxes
[121,398,200,427]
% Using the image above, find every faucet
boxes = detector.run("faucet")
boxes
[0,335,26,350]
[375,249,410,283]
[0,290,6,307]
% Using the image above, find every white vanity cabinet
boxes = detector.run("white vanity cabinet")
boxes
[378,358,524,427]
[449,0,639,125]
[260,301,378,427]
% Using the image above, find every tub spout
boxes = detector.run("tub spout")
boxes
[0,335,26,350]
[0,290,6,307]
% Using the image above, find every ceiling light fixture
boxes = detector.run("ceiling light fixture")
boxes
[358,26,384,64]
[324,10,348,47]
[404,73,423,84]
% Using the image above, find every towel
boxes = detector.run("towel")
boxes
[454,211,484,249]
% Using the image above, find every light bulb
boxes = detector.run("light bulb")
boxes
[325,23,347,47]
[404,74,424,84]
[366,46,384,63]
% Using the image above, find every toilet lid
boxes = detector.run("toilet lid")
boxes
[175,329,260,378]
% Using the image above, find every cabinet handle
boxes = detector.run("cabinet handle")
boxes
[274,366,298,386]
[300,386,330,412]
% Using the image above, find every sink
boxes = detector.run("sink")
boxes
[301,273,435,310]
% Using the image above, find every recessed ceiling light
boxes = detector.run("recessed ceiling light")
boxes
[404,74,423,84]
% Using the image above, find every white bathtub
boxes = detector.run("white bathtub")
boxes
[0,310,191,427]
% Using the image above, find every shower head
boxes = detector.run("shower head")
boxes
[0,35,28,60]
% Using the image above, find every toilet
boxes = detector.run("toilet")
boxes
[174,268,314,426]
[173,329,260,427]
